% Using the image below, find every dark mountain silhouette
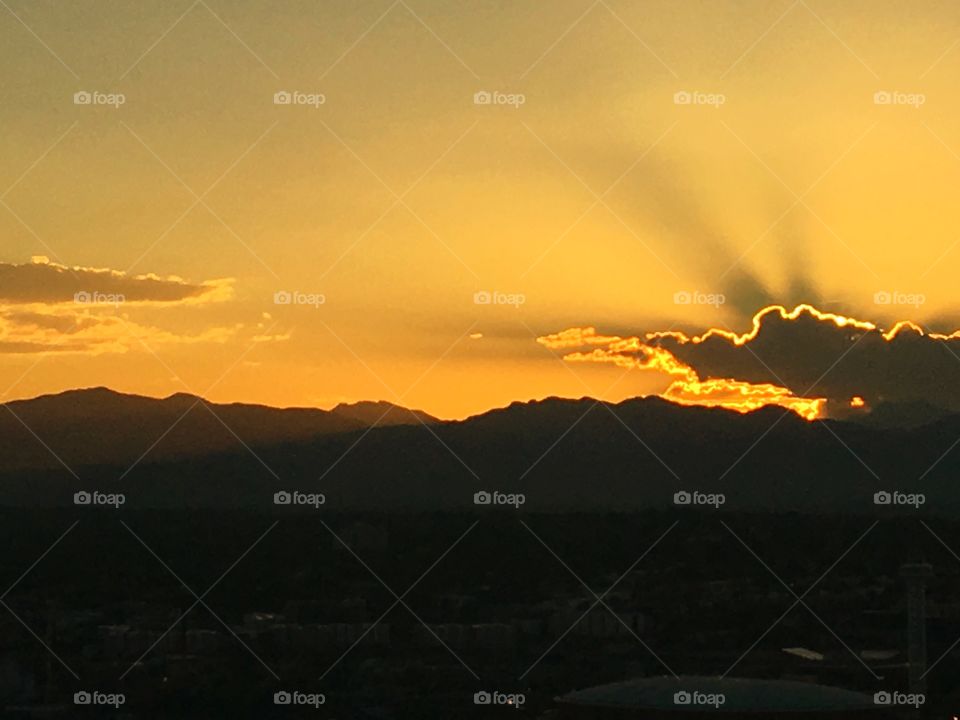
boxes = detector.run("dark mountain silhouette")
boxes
[852,399,953,430]
[0,387,436,472]
[331,399,437,427]
[3,391,960,513]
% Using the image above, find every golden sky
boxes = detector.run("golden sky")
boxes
[3,0,960,418]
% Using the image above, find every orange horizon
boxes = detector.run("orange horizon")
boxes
[6,302,955,423]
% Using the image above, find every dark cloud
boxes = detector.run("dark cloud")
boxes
[0,258,240,354]
[649,305,960,414]
[0,258,232,305]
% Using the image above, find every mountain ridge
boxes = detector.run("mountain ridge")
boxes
[4,387,960,514]
[0,386,437,472]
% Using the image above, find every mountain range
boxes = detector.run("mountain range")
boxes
[0,387,436,472]
[2,388,958,513]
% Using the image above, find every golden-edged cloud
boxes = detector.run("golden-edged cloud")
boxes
[539,304,960,420]
[538,323,825,420]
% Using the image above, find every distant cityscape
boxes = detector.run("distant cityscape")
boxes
[1,512,958,718]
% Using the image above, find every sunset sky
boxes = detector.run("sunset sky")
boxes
[3,0,960,418]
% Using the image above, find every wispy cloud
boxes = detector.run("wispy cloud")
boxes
[0,257,254,355]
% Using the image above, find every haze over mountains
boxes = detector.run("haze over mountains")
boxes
[2,387,959,513]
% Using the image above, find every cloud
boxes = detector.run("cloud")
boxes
[0,311,239,355]
[0,257,240,355]
[538,322,825,419]
[0,257,232,306]
[539,304,960,419]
